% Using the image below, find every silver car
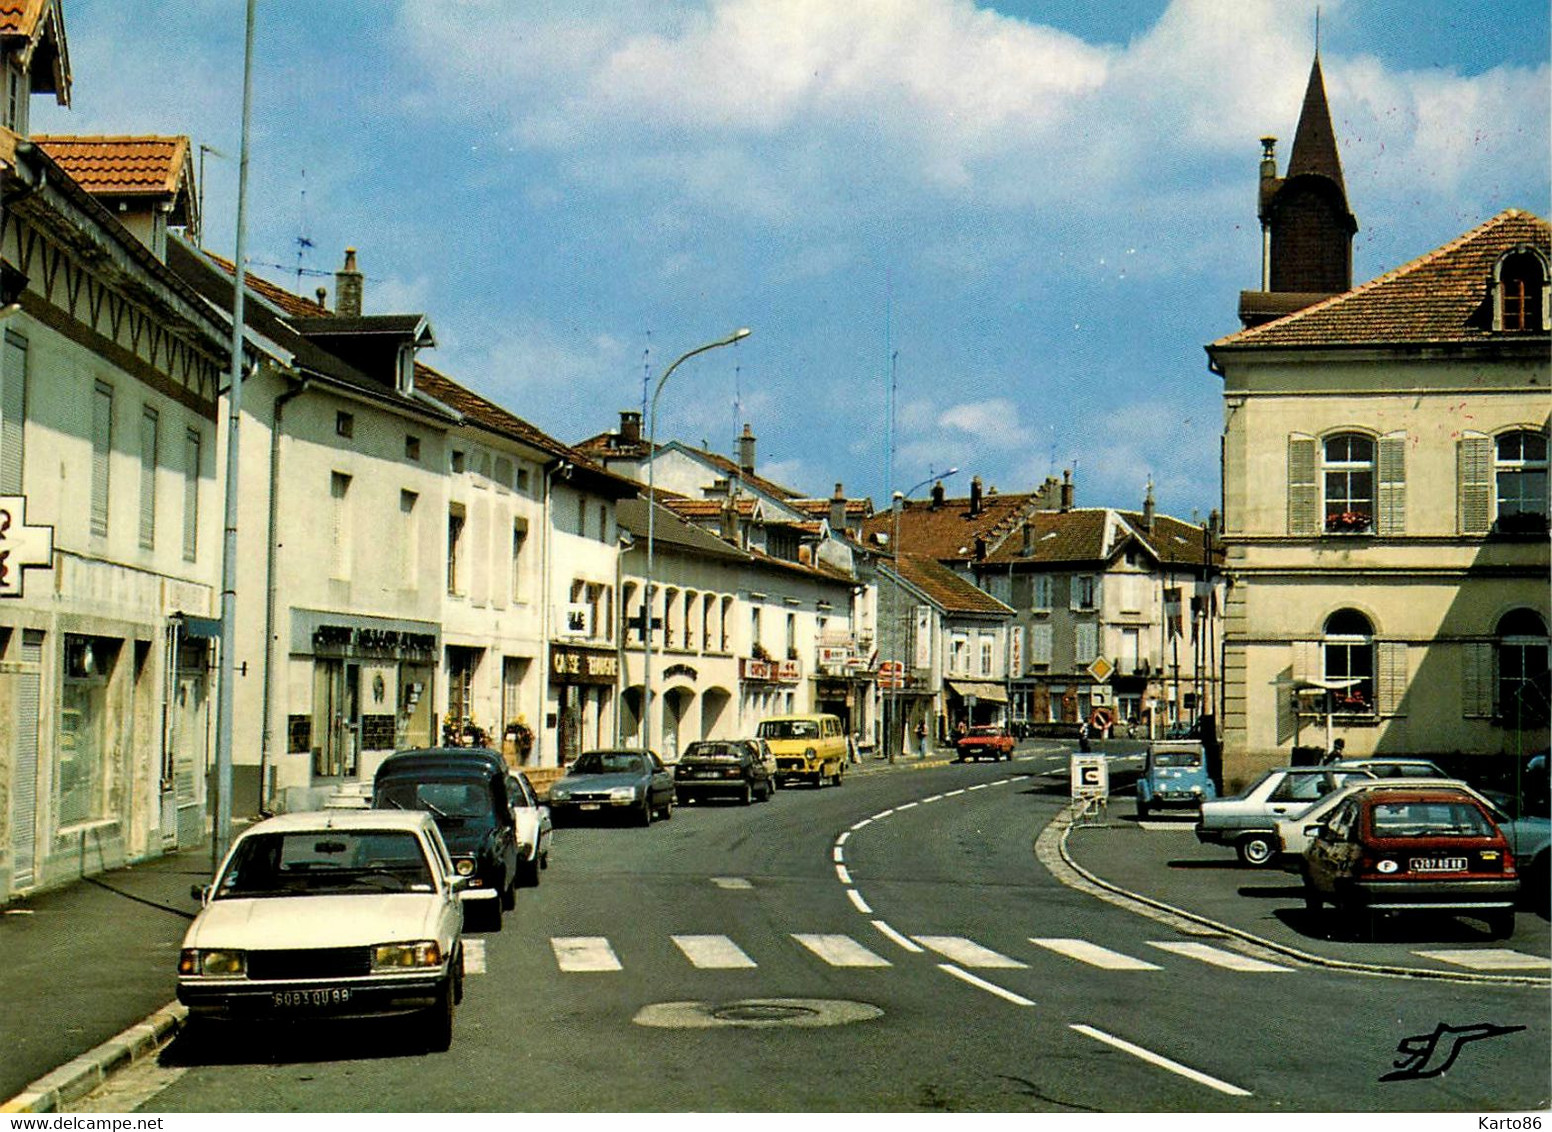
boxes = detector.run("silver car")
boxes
[177,810,469,1051]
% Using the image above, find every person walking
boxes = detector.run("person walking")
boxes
[1078,719,1092,753]
[915,718,929,757]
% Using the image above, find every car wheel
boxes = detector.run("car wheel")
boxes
[661,795,675,820]
[519,854,540,888]
[1302,882,1322,914]
[639,798,653,826]
[1485,910,1516,940]
[485,898,504,932]
[423,976,455,1053]
[500,870,516,911]
[1136,799,1151,820]
[1235,833,1276,867]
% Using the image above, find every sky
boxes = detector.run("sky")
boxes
[35,0,1550,523]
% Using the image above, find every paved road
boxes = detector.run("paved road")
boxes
[72,749,1552,1113]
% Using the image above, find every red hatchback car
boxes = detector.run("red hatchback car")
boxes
[1302,786,1519,939]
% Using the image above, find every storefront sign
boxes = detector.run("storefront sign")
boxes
[310,624,437,660]
[0,495,53,599]
[550,644,619,686]
[740,657,801,683]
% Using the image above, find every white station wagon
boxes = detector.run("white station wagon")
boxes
[177,810,468,1051]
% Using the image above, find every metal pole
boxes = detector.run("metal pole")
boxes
[644,329,748,754]
[213,0,256,869]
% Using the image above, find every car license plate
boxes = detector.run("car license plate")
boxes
[580,802,601,811]
[273,988,351,1008]
[1409,857,1466,872]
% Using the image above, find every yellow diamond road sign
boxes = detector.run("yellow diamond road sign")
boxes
[1086,657,1114,683]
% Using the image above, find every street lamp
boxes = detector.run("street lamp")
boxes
[642,328,750,755]
[885,467,958,763]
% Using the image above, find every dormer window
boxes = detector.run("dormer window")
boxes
[1494,248,1548,332]
[6,65,25,133]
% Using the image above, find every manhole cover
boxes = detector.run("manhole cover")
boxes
[635,998,883,1029]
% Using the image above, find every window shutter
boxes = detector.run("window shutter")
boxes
[139,408,158,549]
[1031,622,1053,664]
[1376,432,1406,535]
[1,332,27,494]
[1461,642,1495,718]
[1075,622,1097,664]
[182,430,200,562]
[91,382,112,537]
[1287,435,1318,535]
[1457,434,1492,535]
[1291,639,1319,684]
[1375,641,1407,715]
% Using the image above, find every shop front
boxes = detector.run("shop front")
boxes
[548,643,618,766]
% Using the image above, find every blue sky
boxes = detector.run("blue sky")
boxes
[37,1,1550,522]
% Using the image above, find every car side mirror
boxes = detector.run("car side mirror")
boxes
[190,883,212,905]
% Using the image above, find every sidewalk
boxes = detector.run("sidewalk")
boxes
[0,840,214,1108]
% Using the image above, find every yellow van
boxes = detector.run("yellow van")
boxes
[757,713,848,787]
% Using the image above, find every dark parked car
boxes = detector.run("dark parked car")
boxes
[548,748,676,826]
[372,747,522,930]
[1302,786,1520,939]
[675,739,775,805]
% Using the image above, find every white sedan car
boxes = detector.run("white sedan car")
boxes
[509,770,553,886]
[177,810,468,1051]
[1274,777,1498,868]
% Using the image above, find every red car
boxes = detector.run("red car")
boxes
[1302,786,1519,939]
[955,725,1015,762]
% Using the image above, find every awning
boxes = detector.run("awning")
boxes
[947,680,1009,704]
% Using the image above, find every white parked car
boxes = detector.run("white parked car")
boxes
[177,810,469,1051]
[1274,777,1495,867]
[509,770,553,887]
[1196,766,1372,866]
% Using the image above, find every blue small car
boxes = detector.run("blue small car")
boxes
[1136,741,1216,819]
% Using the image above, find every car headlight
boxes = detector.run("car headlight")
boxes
[179,948,246,977]
[1190,785,1203,796]
[609,786,638,802]
[550,786,571,801]
[454,858,476,876]
[372,941,443,971]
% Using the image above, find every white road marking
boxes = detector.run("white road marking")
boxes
[1138,820,1193,831]
[967,783,989,791]
[850,817,874,830]
[552,936,622,972]
[871,920,925,953]
[672,934,758,969]
[793,933,892,967]
[462,938,487,974]
[1412,948,1551,971]
[895,801,918,811]
[832,845,846,862]
[1070,1023,1252,1097]
[836,831,851,847]
[1146,941,1292,972]
[711,876,753,890]
[938,963,1035,1006]
[836,864,852,884]
[847,888,873,914]
[874,808,896,818]
[944,788,966,797]
[914,935,1029,968]
[921,794,945,804]
[1030,937,1161,970]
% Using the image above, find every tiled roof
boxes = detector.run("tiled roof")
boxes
[862,490,1049,559]
[663,497,760,520]
[413,366,579,462]
[788,497,874,524]
[0,0,44,36]
[683,445,801,501]
[894,555,1013,617]
[1212,209,1551,350]
[200,248,329,318]
[33,135,190,198]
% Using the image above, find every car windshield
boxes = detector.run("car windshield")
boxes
[216,830,435,897]
[378,778,492,821]
[572,751,646,775]
[759,720,818,740]
[1153,752,1201,768]
[685,743,742,761]
[1370,800,1495,838]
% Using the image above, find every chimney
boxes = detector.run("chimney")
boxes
[829,483,847,533]
[1021,523,1035,557]
[1060,469,1074,512]
[335,248,363,317]
[930,481,945,509]
[720,496,738,541]
[737,422,756,476]
[969,476,983,517]
[1258,137,1278,289]
[974,536,987,560]
[315,286,328,310]
[619,409,642,446]
[1143,479,1156,533]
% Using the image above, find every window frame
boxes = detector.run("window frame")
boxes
[1322,433,1375,534]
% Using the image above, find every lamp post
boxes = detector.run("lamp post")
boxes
[642,328,750,755]
[886,467,958,763]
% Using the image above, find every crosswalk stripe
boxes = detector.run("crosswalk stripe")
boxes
[1412,948,1551,971]
[913,935,1028,968]
[1030,937,1161,970]
[552,936,622,972]
[462,938,487,975]
[792,933,892,967]
[672,934,758,969]
[1146,941,1292,972]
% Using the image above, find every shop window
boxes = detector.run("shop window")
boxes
[58,636,120,827]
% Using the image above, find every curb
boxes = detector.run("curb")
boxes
[1,1002,187,1113]
[1042,801,1552,989]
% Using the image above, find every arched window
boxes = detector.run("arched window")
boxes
[1498,251,1546,332]
[1495,430,1549,534]
[1323,434,1374,533]
[1324,609,1374,714]
[1498,609,1549,727]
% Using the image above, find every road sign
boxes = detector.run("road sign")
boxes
[877,660,906,690]
[1086,656,1114,683]
[1070,753,1109,800]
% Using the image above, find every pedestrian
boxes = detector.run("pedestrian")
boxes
[915,718,928,757]
[955,718,968,741]
[1322,737,1346,765]
[848,731,860,765]
[1078,719,1092,753]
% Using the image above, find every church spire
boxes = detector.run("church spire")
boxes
[1287,54,1348,199]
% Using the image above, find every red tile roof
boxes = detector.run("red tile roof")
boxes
[862,489,1051,560]
[895,555,1013,616]
[33,135,190,198]
[0,0,45,35]
[1212,209,1551,350]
